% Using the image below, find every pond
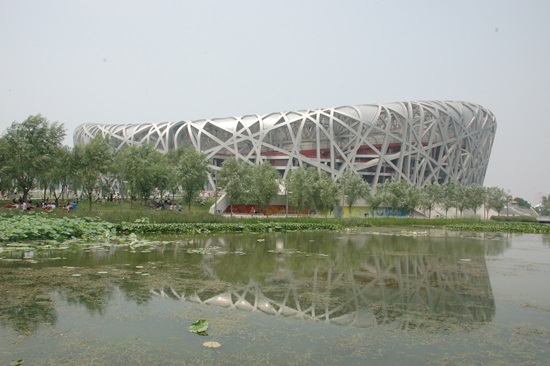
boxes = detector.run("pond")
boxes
[1,228,549,365]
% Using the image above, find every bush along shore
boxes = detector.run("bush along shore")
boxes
[1,211,550,244]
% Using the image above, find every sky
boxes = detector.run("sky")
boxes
[1,0,549,204]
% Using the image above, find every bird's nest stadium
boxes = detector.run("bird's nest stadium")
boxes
[73,100,496,188]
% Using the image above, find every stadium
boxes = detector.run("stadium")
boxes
[73,100,496,189]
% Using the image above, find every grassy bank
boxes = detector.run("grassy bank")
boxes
[2,201,550,243]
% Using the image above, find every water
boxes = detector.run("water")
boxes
[1,229,549,365]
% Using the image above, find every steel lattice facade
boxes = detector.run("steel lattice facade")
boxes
[73,100,496,188]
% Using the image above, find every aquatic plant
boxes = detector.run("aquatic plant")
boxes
[0,212,114,242]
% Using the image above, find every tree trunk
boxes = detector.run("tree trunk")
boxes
[22,186,31,203]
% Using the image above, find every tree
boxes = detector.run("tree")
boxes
[402,183,421,217]
[119,144,166,208]
[486,186,508,216]
[165,148,185,200]
[178,147,210,212]
[153,153,173,200]
[39,145,72,205]
[513,197,531,209]
[540,195,550,216]
[465,184,485,217]
[441,180,458,218]
[0,114,65,202]
[455,184,468,217]
[381,179,420,217]
[382,179,406,216]
[72,135,113,210]
[313,172,340,217]
[419,182,441,218]
[366,184,385,217]
[250,161,279,216]
[218,158,252,216]
[340,171,369,217]
[287,166,315,215]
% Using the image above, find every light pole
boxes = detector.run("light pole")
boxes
[506,190,511,216]
[285,180,289,217]
[120,162,124,212]
[214,170,218,214]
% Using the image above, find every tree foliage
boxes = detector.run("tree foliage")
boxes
[40,145,72,204]
[218,158,252,216]
[73,135,113,210]
[0,114,65,201]
[540,195,550,216]
[419,182,441,218]
[118,144,166,207]
[313,172,340,216]
[287,166,315,215]
[485,186,508,216]
[440,180,458,218]
[178,147,210,212]
[340,171,369,216]
[366,184,385,217]
[250,161,279,215]
[465,184,486,216]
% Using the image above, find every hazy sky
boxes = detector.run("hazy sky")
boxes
[1,0,549,204]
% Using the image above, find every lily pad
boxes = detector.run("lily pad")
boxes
[189,319,209,334]
[203,341,221,348]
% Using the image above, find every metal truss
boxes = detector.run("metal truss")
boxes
[74,100,496,187]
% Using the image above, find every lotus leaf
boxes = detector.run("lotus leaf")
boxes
[189,319,209,334]
[203,341,221,348]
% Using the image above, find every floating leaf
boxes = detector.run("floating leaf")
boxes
[189,319,209,334]
[203,341,221,348]
[10,360,24,366]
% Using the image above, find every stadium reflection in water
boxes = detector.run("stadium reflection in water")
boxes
[1,229,507,335]
[148,229,501,331]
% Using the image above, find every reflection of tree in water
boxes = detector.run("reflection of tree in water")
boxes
[118,278,152,305]
[0,282,57,335]
[58,276,115,314]
[0,266,151,334]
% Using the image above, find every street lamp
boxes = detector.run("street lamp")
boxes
[284,179,292,217]
[506,189,511,217]
[120,162,125,212]
[214,170,218,214]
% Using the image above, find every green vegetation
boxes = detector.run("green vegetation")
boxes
[0,114,65,202]
[118,219,344,235]
[537,195,550,216]
[0,213,114,242]
[188,319,209,335]
[2,205,550,244]
[490,215,537,223]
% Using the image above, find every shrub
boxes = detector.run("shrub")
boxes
[490,215,537,223]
